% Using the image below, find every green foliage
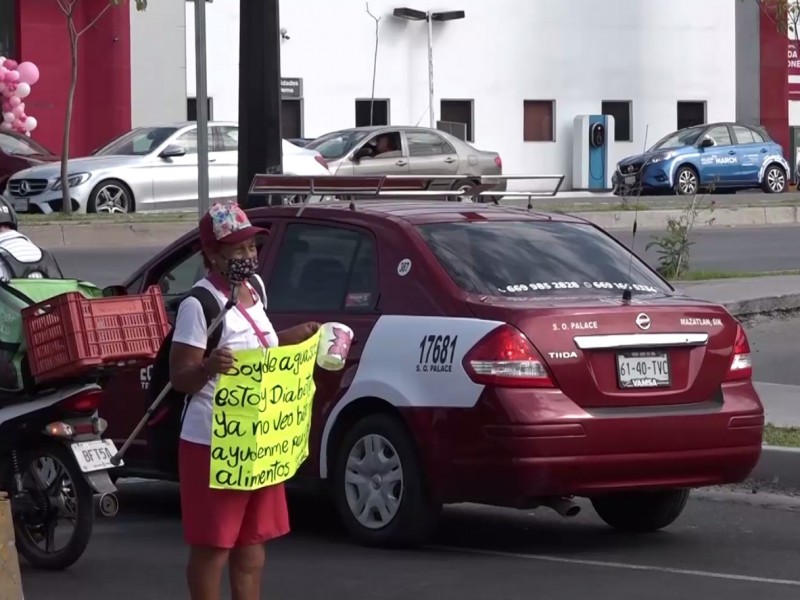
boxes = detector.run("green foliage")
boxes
[750,0,800,37]
[645,189,716,280]
[110,0,148,10]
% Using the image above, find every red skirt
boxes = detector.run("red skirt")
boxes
[178,440,290,548]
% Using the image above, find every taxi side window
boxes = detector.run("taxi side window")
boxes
[267,223,378,312]
[157,250,206,318]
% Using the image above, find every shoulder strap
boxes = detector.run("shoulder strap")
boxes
[187,286,223,356]
[248,274,267,309]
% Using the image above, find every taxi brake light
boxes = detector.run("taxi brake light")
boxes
[463,324,554,388]
[724,324,752,381]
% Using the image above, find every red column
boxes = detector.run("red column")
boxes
[759,5,790,154]
[15,0,131,157]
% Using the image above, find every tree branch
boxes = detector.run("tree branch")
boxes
[365,2,381,126]
[76,2,112,38]
[55,0,72,16]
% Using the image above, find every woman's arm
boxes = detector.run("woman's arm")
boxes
[169,298,215,394]
[277,321,322,346]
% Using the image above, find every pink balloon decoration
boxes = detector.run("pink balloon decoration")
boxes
[6,83,17,95]
[6,70,19,83]
[16,62,39,86]
[25,116,37,132]
[9,96,20,107]
[14,83,30,99]
[4,60,18,71]
[12,105,23,117]
[0,122,10,131]
[2,112,12,123]
[1,102,10,112]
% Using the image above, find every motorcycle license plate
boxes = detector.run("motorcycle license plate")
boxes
[70,440,121,473]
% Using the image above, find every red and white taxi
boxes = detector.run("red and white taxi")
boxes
[102,175,763,547]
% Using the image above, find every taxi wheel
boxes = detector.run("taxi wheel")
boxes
[332,413,440,548]
[591,489,690,533]
[761,164,787,194]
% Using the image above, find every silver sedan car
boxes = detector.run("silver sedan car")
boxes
[305,126,507,192]
[3,121,329,214]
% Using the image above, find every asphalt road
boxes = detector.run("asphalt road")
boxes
[19,483,800,599]
[51,225,800,288]
[746,316,800,386]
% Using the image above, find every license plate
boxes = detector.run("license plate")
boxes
[70,440,121,473]
[616,351,670,389]
[624,175,636,185]
[11,198,28,211]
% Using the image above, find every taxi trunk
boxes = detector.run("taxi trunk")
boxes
[465,295,748,408]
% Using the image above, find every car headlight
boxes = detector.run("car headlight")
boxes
[52,173,91,190]
[646,152,676,165]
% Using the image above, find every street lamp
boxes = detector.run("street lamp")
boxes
[193,0,212,218]
[392,7,465,129]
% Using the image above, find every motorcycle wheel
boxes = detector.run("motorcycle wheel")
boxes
[10,442,94,570]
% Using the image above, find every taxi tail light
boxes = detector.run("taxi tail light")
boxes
[494,155,502,169]
[724,324,753,381]
[463,324,555,388]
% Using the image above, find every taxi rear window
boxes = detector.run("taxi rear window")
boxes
[416,221,671,297]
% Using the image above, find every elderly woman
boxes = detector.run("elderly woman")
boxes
[169,202,319,600]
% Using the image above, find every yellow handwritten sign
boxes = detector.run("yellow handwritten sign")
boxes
[209,331,320,490]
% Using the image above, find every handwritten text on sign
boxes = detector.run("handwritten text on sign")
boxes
[210,331,320,490]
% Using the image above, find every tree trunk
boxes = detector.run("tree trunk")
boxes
[61,29,79,216]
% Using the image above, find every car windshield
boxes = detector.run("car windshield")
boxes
[305,130,370,160]
[94,127,178,156]
[650,127,704,151]
[0,132,52,157]
[417,221,671,297]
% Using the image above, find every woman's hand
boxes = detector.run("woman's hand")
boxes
[203,347,236,375]
[278,322,321,345]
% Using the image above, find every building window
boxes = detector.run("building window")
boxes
[281,99,303,139]
[523,100,555,142]
[0,0,14,58]
[439,99,474,141]
[187,97,214,121]
[601,100,632,142]
[677,101,706,130]
[355,99,389,127]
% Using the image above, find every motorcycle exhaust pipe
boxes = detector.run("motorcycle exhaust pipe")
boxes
[546,497,581,518]
[98,493,119,518]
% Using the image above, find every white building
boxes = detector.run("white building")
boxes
[182,0,738,190]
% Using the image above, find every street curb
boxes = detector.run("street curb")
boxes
[18,205,800,249]
[723,294,800,318]
[750,446,800,490]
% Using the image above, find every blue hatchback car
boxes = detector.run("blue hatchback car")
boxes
[613,122,790,196]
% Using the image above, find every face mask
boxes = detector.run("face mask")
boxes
[223,257,258,282]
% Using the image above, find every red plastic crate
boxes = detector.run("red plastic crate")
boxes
[22,285,170,384]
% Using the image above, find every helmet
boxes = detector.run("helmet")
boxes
[0,196,18,230]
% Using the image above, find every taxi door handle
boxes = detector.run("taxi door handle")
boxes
[396,159,407,166]
[728,150,736,155]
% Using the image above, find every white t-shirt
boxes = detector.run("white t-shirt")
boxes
[0,230,43,280]
[172,276,279,446]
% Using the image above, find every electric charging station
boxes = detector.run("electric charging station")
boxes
[572,114,615,191]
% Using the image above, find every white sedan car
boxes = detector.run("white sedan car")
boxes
[3,121,330,214]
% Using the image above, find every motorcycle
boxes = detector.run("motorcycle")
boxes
[0,382,119,570]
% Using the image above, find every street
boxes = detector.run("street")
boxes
[51,225,800,288]
[20,482,800,599]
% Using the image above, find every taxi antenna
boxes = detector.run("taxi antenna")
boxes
[622,124,649,303]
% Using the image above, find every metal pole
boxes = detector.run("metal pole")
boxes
[194,0,210,218]
[237,0,283,209]
[427,12,435,128]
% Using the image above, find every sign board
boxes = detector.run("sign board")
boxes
[280,78,303,99]
[789,41,800,96]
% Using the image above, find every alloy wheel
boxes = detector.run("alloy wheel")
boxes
[95,184,130,214]
[767,167,785,193]
[678,170,698,195]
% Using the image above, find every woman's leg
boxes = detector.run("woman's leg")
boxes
[179,440,248,599]
[229,543,265,600]
[188,546,230,600]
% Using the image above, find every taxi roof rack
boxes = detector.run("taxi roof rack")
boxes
[247,174,566,206]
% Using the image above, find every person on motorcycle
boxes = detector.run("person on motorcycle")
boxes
[0,195,63,280]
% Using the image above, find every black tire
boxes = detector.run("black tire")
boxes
[673,166,699,196]
[761,164,787,194]
[87,178,134,214]
[332,413,440,548]
[591,489,690,533]
[450,178,477,194]
[11,443,95,570]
